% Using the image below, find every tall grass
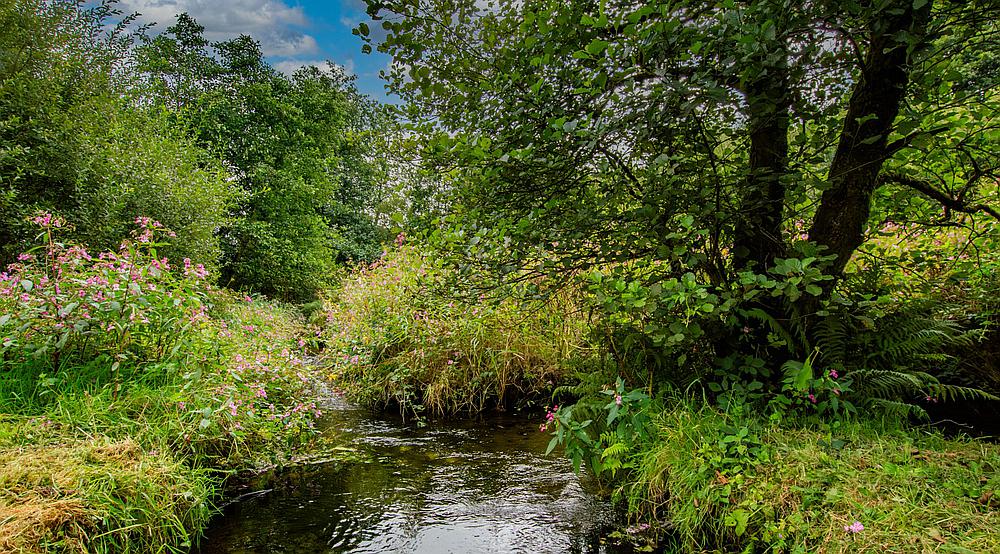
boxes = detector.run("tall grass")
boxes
[320,243,595,415]
[0,216,321,552]
[621,399,1000,552]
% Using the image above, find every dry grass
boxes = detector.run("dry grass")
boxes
[0,432,213,553]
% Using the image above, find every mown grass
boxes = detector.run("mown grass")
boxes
[627,402,1000,553]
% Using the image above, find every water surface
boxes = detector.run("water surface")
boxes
[198,400,635,553]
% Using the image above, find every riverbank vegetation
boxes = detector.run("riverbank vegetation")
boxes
[319,241,594,415]
[0,218,319,552]
[3,0,1000,552]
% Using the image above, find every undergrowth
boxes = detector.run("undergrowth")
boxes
[0,216,321,553]
[320,239,595,416]
[628,402,1000,553]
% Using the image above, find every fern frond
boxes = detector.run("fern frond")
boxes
[928,383,1000,403]
[867,398,929,421]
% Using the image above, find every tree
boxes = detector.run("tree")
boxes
[137,16,392,300]
[364,0,1000,382]
[0,0,229,265]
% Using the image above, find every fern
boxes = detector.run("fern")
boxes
[814,300,993,418]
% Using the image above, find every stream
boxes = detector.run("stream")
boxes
[197,397,640,553]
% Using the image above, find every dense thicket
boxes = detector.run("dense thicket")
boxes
[0,1,230,265]
[366,0,1000,419]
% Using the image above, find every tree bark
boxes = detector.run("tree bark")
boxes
[732,59,790,272]
[808,0,933,275]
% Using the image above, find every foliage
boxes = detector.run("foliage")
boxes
[0,0,229,268]
[0,218,322,552]
[543,376,654,477]
[362,0,1000,418]
[135,15,393,300]
[319,239,594,416]
[626,401,1000,553]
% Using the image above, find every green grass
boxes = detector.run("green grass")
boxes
[625,402,1000,553]
[0,425,213,553]
[321,245,595,415]
[0,294,321,553]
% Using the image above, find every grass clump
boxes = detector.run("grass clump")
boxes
[320,242,594,415]
[0,216,321,552]
[0,435,212,553]
[626,402,1000,553]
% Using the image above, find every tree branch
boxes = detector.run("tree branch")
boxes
[882,172,1000,221]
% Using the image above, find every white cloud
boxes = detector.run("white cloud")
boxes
[121,0,320,57]
[272,59,355,77]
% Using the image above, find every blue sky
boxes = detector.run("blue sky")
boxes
[118,0,394,102]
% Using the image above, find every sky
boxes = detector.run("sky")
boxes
[117,0,394,102]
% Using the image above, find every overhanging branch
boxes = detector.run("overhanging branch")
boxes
[882,172,1000,221]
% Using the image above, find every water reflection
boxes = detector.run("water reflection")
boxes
[199,406,631,553]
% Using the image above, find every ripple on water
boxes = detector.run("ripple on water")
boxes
[197,409,629,554]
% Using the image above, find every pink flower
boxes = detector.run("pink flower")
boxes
[844,521,864,534]
[829,369,839,379]
[808,394,817,403]
[615,394,623,406]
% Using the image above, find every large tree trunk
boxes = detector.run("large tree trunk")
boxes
[732,59,790,271]
[808,0,933,275]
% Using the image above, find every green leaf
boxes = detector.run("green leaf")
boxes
[585,39,608,56]
[545,436,559,455]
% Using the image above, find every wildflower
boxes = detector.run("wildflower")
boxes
[742,326,751,334]
[844,521,864,534]
[829,369,839,379]
[539,423,547,433]
[808,393,817,403]
[615,394,623,406]
[17,253,33,262]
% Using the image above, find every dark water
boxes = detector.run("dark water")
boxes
[198,400,636,553]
